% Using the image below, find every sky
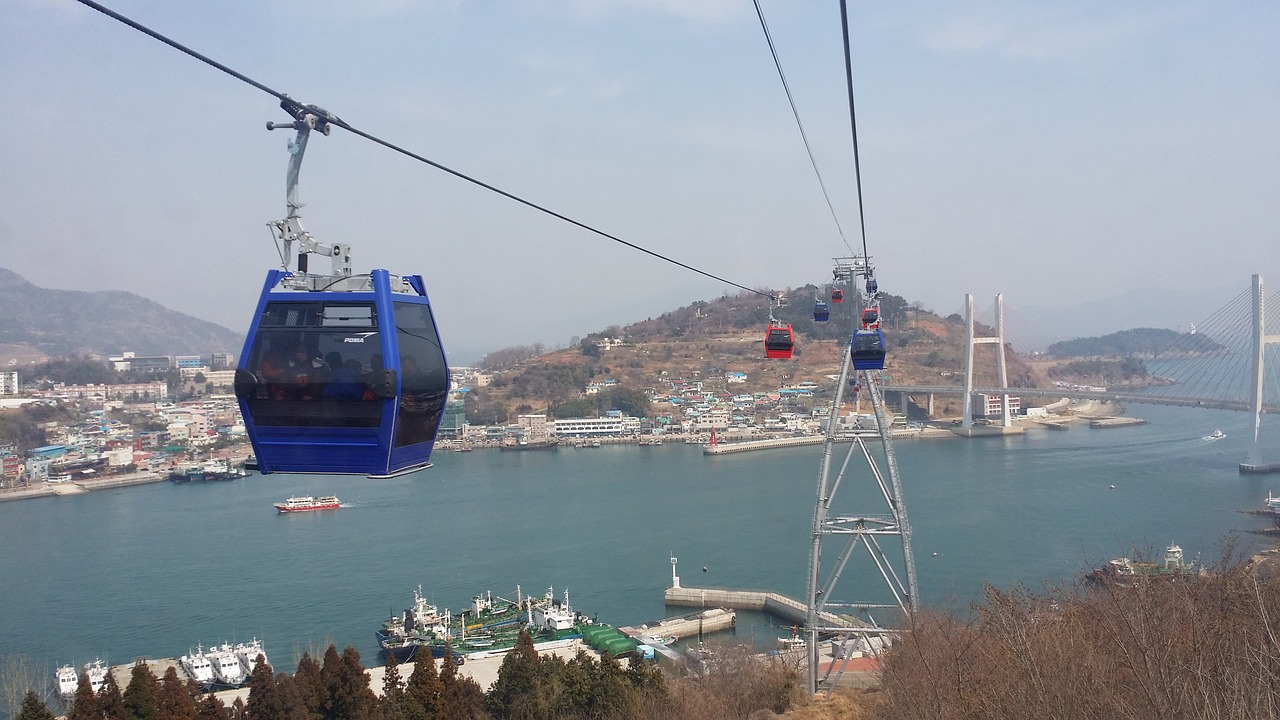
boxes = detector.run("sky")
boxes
[2,1,1277,363]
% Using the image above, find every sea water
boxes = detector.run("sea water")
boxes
[2,404,1277,675]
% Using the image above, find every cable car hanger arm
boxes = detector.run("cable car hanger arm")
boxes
[266,101,351,280]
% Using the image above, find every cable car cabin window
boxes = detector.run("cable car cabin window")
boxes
[241,301,384,428]
[393,301,449,448]
[765,326,794,359]
[851,330,887,370]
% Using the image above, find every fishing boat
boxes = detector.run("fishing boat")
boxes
[1265,492,1280,514]
[377,585,587,661]
[1205,429,1226,440]
[235,638,268,677]
[55,660,108,697]
[180,645,215,687]
[274,496,341,513]
[1085,542,1203,586]
[207,643,247,688]
[56,665,78,697]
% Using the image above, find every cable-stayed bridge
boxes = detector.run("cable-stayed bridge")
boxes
[883,275,1280,471]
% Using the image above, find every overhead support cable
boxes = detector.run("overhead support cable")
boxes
[751,0,853,255]
[72,0,777,302]
[837,0,871,262]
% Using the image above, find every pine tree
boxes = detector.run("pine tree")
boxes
[320,647,377,720]
[436,647,487,720]
[557,653,593,718]
[380,654,407,720]
[245,655,282,720]
[624,655,666,697]
[194,695,230,720]
[486,629,540,719]
[274,674,311,720]
[588,652,635,719]
[318,645,342,720]
[230,697,245,720]
[156,667,196,720]
[404,653,443,720]
[67,671,105,720]
[98,670,127,720]
[292,653,324,719]
[122,661,160,720]
[16,690,56,720]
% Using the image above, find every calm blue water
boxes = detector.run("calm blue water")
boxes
[3,404,1278,676]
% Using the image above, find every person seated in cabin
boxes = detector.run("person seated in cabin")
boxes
[288,342,326,399]
[258,346,289,400]
[320,351,364,400]
[362,354,386,400]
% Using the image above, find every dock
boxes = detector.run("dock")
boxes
[950,424,1026,437]
[1240,462,1280,475]
[703,436,824,455]
[1089,417,1148,429]
[663,586,856,629]
[0,472,165,503]
[618,607,737,643]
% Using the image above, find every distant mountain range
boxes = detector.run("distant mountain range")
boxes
[0,267,242,360]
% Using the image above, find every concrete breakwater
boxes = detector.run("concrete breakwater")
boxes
[618,608,736,641]
[664,586,855,629]
[703,436,825,455]
[1089,417,1148,429]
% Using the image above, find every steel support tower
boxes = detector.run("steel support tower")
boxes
[805,257,918,695]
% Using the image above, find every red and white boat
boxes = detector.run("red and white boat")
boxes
[274,495,341,513]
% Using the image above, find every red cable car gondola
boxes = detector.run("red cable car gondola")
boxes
[831,288,844,303]
[764,324,795,359]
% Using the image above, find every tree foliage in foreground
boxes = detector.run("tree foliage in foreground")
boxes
[875,549,1280,719]
[9,638,803,720]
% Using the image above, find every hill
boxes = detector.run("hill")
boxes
[0,267,242,361]
[1046,327,1222,358]
[469,286,1050,422]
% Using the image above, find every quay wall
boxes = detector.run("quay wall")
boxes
[1090,417,1148,428]
[0,472,165,503]
[618,608,737,641]
[703,437,824,455]
[664,586,852,628]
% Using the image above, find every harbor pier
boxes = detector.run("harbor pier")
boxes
[1239,462,1280,475]
[703,436,824,455]
[664,586,855,629]
[618,607,737,642]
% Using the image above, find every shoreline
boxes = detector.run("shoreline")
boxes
[0,471,165,503]
[0,400,1121,503]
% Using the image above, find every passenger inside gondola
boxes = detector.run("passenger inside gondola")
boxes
[321,351,364,400]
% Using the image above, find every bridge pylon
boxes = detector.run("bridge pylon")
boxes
[1243,274,1280,473]
[962,293,1012,429]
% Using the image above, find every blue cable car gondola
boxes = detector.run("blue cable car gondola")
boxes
[765,324,795,359]
[234,101,449,477]
[851,328,887,370]
[813,301,830,322]
[235,269,449,477]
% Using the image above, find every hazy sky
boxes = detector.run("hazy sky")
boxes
[2,1,1277,362]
